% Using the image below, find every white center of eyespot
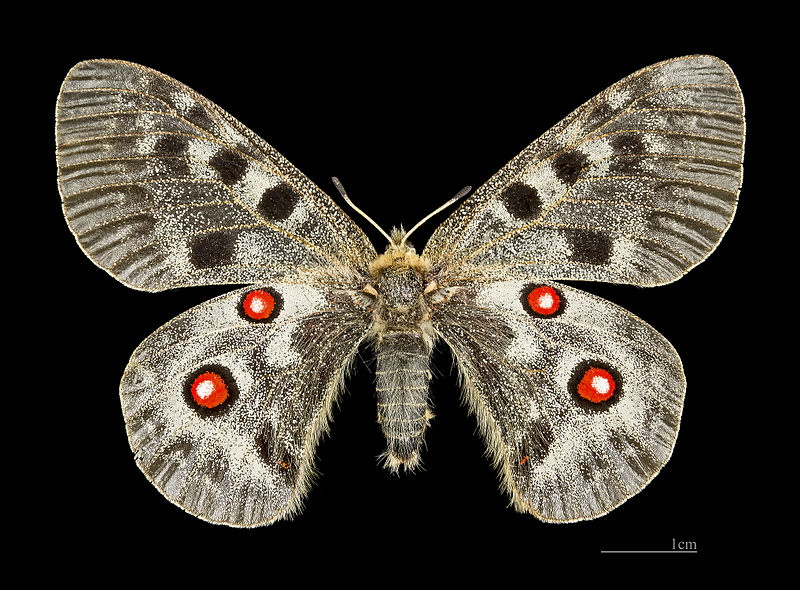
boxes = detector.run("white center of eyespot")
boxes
[591,375,611,394]
[249,298,265,313]
[538,293,554,309]
[195,379,215,399]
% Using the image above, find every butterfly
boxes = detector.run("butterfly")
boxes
[56,56,744,527]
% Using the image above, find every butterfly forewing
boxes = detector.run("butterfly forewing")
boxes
[57,55,743,526]
[424,55,744,287]
[56,59,375,292]
[422,55,743,521]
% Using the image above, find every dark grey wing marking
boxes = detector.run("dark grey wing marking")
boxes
[120,281,369,526]
[57,60,376,291]
[434,280,684,521]
[425,55,744,287]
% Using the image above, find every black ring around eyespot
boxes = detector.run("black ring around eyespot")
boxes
[520,283,566,318]
[567,360,623,412]
[238,286,284,323]
[183,364,239,417]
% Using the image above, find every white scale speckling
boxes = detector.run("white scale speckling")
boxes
[527,398,544,421]
[522,163,568,204]
[239,166,279,207]
[259,322,301,367]
[536,292,555,311]
[592,375,611,395]
[195,379,215,399]
[56,57,742,526]
[135,133,158,155]
[219,119,242,145]
[171,90,196,114]
[579,139,614,177]
[604,88,631,110]
[484,198,516,236]
[282,199,310,232]
[187,137,219,167]
[136,111,159,131]
[474,282,548,364]
[504,316,548,365]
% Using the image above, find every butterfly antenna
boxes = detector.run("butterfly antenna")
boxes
[401,185,472,246]
[332,177,393,244]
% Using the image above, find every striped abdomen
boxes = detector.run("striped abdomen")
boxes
[375,332,433,471]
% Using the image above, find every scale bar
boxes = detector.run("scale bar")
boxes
[601,550,698,554]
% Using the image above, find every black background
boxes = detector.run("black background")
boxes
[27,7,774,576]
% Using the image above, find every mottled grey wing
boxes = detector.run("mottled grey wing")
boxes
[424,55,744,286]
[121,281,369,526]
[434,280,683,521]
[56,60,376,291]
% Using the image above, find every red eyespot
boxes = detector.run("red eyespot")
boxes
[576,367,616,403]
[243,289,276,320]
[190,371,229,408]
[527,286,560,315]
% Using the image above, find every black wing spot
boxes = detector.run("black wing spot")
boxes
[154,134,189,156]
[186,104,215,131]
[564,227,613,265]
[145,76,175,106]
[159,157,191,178]
[552,150,589,185]
[608,156,640,176]
[518,419,555,467]
[589,101,614,122]
[209,149,248,185]
[188,231,237,269]
[611,133,646,154]
[501,182,542,220]
[608,134,647,175]
[258,184,300,221]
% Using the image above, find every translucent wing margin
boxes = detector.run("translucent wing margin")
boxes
[434,280,684,521]
[120,281,369,526]
[425,55,744,286]
[56,60,375,291]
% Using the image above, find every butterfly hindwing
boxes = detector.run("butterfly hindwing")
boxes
[434,280,684,521]
[57,56,743,525]
[424,55,744,287]
[120,281,370,526]
[56,59,375,292]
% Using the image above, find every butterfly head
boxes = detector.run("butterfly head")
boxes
[367,227,430,278]
[359,228,438,330]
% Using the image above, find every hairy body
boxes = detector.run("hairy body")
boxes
[363,230,439,470]
[56,57,743,526]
